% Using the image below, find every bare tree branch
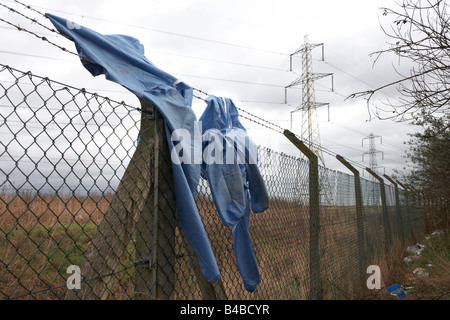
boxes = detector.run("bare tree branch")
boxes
[349,0,450,122]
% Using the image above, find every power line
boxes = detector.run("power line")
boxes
[330,121,407,150]
[0,3,403,175]
[147,0,271,32]
[324,51,401,103]
[4,0,289,56]
[326,47,393,86]
[0,30,290,73]
[150,50,289,72]
[1,60,367,173]
[224,98,369,171]
[238,100,291,106]
[176,73,290,88]
[0,53,364,172]
[0,13,293,92]
[324,60,377,93]
[2,0,404,109]
[321,138,365,154]
[0,49,76,62]
[0,2,387,107]
[0,50,292,93]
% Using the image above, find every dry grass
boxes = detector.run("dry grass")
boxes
[193,196,311,300]
[2,188,440,300]
[0,190,113,299]
[0,190,113,227]
[365,228,450,300]
[0,190,312,299]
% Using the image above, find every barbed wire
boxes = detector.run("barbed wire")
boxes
[0,3,102,67]
[7,0,290,57]
[191,87,371,172]
[0,16,96,66]
[0,2,370,174]
[12,0,47,19]
[0,1,56,34]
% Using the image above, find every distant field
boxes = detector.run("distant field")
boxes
[0,189,389,299]
[0,190,113,226]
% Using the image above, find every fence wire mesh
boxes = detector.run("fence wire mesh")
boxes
[0,64,445,300]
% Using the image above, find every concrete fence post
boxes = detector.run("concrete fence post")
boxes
[336,155,366,292]
[383,175,405,244]
[365,168,391,253]
[283,130,322,300]
[133,99,227,300]
[396,180,412,243]
[134,100,177,300]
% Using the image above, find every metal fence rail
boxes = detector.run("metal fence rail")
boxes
[0,64,447,300]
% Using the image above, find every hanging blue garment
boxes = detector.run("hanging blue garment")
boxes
[200,96,269,292]
[47,14,220,283]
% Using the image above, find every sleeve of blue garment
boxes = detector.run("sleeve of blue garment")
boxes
[202,134,260,292]
[199,96,269,292]
[46,13,200,192]
[46,14,220,283]
[232,164,261,293]
[245,163,270,213]
[165,125,220,282]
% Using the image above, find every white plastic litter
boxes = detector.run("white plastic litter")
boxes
[406,244,425,255]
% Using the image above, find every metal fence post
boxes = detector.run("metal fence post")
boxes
[365,168,391,253]
[396,180,412,243]
[405,185,421,236]
[283,130,322,300]
[336,155,366,291]
[409,186,426,234]
[383,175,405,244]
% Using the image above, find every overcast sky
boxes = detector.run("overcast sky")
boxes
[0,0,418,181]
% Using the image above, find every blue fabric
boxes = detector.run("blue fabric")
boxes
[47,14,220,283]
[200,96,269,292]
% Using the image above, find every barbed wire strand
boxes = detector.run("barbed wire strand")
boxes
[0,2,56,34]
[12,0,47,19]
[0,4,368,173]
[0,17,97,66]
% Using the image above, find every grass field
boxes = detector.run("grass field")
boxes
[0,190,310,299]
[1,188,436,300]
[0,190,107,299]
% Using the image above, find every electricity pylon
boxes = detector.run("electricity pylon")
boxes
[286,35,333,168]
[362,133,384,174]
[286,35,334,205]
[362,133,384,205]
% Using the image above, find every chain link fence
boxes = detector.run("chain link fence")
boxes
[0,64,447,300]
